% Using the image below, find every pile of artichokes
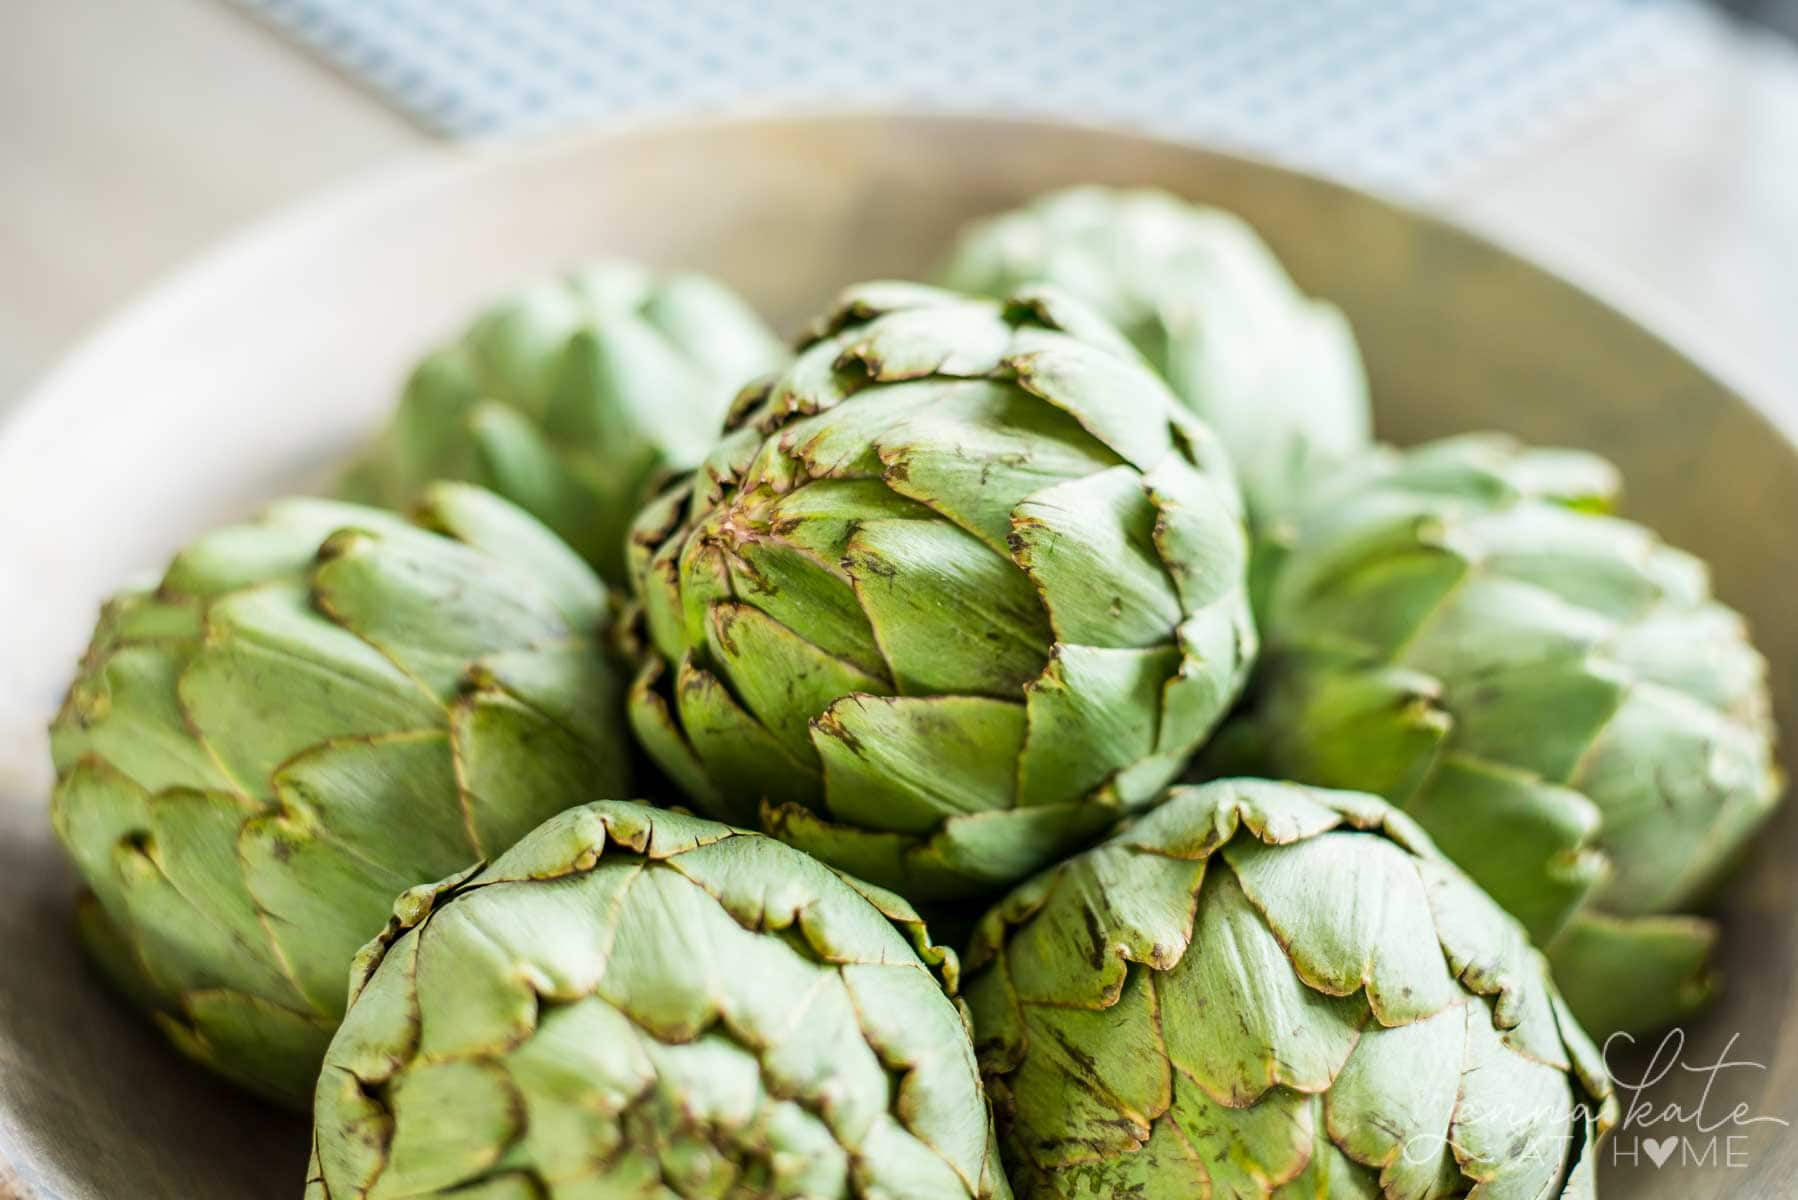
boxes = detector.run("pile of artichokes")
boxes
[47,188,1779,1198]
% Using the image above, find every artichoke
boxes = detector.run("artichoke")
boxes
[965,779,1617,1199]
[341,262,789,585]
[1208,434,1783,1036]
[50,484,629,1106]
[941,186,1371,521]
[627,282,1256,900]
[308,801,1013,1200]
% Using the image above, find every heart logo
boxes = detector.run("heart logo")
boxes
[1643,1136,1680,1168]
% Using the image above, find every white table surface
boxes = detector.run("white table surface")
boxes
[4,0,1797,422]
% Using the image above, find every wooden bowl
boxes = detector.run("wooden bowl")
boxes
[0,114,1790,1198]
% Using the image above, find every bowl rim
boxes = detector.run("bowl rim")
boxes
[4,109,1795,463]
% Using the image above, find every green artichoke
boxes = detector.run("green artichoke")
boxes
[50,484,629,1106]
[1208,434,1783,1036]
[308,801,1013,1200]
[627,282,1256,900]
[941,186,1371,521]
[965,779,1617,1199]
[341,262,789,586]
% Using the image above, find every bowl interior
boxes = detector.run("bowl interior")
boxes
[1,114,1791,1198]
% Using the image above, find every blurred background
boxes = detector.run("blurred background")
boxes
[3,0,1794,419]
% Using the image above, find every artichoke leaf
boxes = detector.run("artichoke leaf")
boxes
[842,961,995,1186]
[1156,606,1254,756]
[1161,864,1365,1107]
[812,693,1026,833]
[1221,832,1459,1025]
[1404,755,1606,946]
[1575,681,1781,915]
[1142,454,1250,616]
[170,990,338,1109]
[414,480,608,632]
[505,997,655,1178]
[112,792,301,1004]
[874,379,1121,556]
[179,583,440,791]
[163,497,415,595]
[453,688,630,857]
[835,300,1014,382]
[1017,643,1175,809]
[1448,1002,1580,1200]
[1008,967,1170,1169]
[1322,1003,1467,1200]
[911,803,1118,895]
[1010,466,1182,649]
[1545,909,1719,1039]
[460,400,579,556]
[639,273,789,414]
[374,1059,523,1199]
[1163,1070,1316,1195]
[843,517,1051,698]
[239,805,415,1014]
[675,656,823,811]
[1001,843,1203,1008]
[474,641,624,755]
[627,659,735,822]
[271,732,471,895]
[773,380,945,481]
[311,528,570,700]
[51,641,235,795]
[704,600,890,763]
[1010,341,1187,473]
[727,532,887,679]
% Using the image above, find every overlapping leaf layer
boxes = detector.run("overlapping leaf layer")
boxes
[342,262,788,584]
[1211,434,1782,1035]
[628,282,1256,899]
[941,186,1372,521]
[965,780,1617,1199]
[308,802,1012,1200]
[51,485,629,1105]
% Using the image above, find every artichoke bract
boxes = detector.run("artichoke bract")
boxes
[627,282,1256,900]
[307,801,1013,1200]
[50,484,629,1106]
[341,262,789,586]
[941,186,1371,521]
[1211,434,1783,1036]
[965,779,1617,1199]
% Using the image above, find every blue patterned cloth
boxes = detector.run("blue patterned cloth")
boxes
[237,0,1709,197]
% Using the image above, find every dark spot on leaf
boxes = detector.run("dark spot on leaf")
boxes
[1082,907,1107,970]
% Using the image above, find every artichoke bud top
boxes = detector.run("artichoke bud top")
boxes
[310,803,1014,1200]
[49,488,631,1107]
[702,488,783,556]
[339,262,788,584]
[964,780,1616,1199]
[625,282,1256,898]
[1221,434,1782,1037]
